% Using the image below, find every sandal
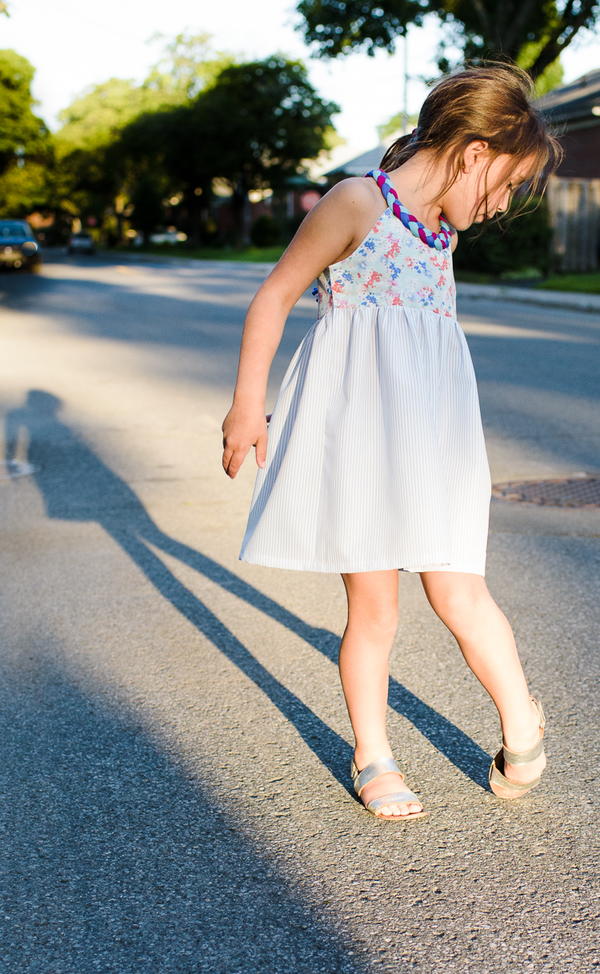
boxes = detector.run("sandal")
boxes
[350,755,429,821]
[488,695,546,799]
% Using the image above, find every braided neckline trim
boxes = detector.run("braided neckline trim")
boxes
[364,168,453,251]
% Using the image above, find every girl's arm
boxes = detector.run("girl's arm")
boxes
[221,177,374,479]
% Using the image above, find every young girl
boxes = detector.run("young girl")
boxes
[221,61,563,822]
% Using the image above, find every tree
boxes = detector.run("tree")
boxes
[144,30,237,100]
[0,49,48,176]
[294,0,600,82]
[186,54,340,243]
[0,49,50,216]
[54,78,179,236]
[54,78,170,155]
[53,32,240,239]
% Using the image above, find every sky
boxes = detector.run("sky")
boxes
[3,0,599,171]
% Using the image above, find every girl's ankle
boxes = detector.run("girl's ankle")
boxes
[353,743,394,767]
[501,697,541,751]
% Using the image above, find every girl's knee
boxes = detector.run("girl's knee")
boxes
[346,602,399,637]
[420,572,489,623]
[341,570,399,634]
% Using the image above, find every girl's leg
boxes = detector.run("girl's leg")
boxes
[419,571,546,784]
[339,569,423,818]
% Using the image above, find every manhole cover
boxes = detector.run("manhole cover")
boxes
[492,473,600,508]
[0,460,38,480]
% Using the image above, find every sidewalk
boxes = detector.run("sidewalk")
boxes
[456,280,600,314]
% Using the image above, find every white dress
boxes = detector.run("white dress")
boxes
[238,169,492,575]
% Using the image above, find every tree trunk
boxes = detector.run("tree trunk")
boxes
[231,175,252,247]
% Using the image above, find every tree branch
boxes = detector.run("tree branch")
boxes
[528,0,600,78]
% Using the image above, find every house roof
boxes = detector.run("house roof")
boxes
[534,68,600,126]
[322,144,389,177]
[325,70,600,179]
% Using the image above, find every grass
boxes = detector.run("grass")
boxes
[453,269,600,293]
[533,271,600,294]
[117,244,600,293]
[118,242,286,262]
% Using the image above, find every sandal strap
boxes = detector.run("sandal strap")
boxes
[351,756,403,796]
[502,696,546,764]
[367,789,421,812]
[502,737,544,764]
[489,753,543,795]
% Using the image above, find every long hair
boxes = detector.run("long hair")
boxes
[380,59,564,228]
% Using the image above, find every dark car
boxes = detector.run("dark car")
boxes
[67,231,96,255]
[0,219,41,270]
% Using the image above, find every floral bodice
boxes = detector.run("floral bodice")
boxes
[313,196,457,320]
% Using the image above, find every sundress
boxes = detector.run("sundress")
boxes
[237,168,492,575]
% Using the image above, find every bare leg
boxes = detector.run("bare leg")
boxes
[339,569,423,817]
[419,571,546,784]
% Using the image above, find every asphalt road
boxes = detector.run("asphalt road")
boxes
[1,251,598,974]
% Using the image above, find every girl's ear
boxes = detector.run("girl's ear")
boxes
[463,139,489,172]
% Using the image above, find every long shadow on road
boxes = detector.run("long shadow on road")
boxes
[5,389,492,790]
[0,652,365,974]
[3,389,502,969]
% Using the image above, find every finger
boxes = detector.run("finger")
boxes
[224,445,248,478]
[222,448,239,478]
[255,433,268,468]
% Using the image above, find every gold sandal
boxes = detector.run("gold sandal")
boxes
[488,696,546,799]
[350,755,430,821]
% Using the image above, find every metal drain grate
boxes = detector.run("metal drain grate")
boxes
[492,473,600,508]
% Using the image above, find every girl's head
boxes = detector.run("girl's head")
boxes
[380,60,564,232]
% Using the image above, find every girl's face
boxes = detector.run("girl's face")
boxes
[442,141,537,230]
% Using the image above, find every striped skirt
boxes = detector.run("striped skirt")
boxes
[238,305,492,575]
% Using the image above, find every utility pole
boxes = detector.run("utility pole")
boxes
[402,29,409,135]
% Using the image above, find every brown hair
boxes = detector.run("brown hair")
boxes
[380,58,564,230]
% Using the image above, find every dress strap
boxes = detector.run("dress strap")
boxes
[364,168,453,251]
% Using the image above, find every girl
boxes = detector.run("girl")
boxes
[221,61,563,822]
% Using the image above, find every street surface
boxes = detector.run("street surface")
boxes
[1,250,598,973]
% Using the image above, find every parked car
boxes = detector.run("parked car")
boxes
[67,232,96,255]
[0,219,41,271]
[149,229,188,245]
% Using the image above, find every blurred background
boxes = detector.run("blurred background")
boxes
[1,0,599,285]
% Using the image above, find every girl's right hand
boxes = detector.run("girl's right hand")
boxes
[221,404,269,479]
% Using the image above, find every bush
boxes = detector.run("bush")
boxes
[250,213,283,247]
[284,213,307,239]
[199,217,220,246]
[452,194,553,278]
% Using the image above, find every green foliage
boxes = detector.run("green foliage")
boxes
[54,78,172,156]
[8,37,335,244]
[144,31,237,100]
[116,53,339,244]
[51,32,246,237]
[0,160,49,214]
[452,194,554,277]
[295,0,599,80]
[518,38,563,96]
[0,49,51,216]
[377,113,419,141]
[0,49,49,173]
[189,54,340,190]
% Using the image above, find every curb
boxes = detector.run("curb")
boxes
[456,281,600,314]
